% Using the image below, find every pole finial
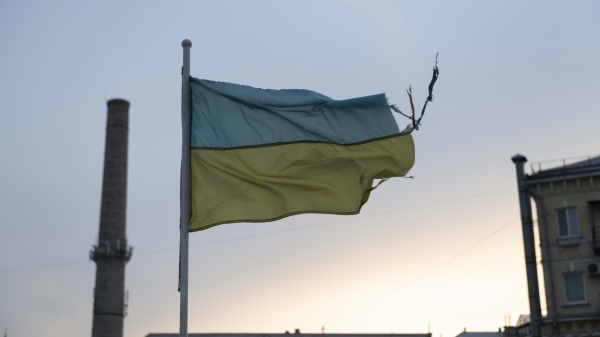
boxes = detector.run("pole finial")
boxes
[182,39,192,48]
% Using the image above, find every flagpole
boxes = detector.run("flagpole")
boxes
[179,38,192,337]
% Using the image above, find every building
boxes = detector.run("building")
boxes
[454,331,503,337]
[512,153,600,337]
[146,331,431,337]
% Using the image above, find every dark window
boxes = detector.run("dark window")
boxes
[556,207,579,238]
[563,272,586,304]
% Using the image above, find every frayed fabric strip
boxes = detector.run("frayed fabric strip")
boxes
[388,54,440,131]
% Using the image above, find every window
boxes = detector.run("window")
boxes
[556,207,580,238]
[563,272,586,304]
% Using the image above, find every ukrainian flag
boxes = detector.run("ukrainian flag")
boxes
[187,78,419,232]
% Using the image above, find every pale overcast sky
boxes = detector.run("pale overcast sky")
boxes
[1,1,599,337]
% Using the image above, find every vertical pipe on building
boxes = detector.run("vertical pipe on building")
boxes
[512,154,542,337]
[528,189,558,336]
[179,39,192,337]
[91,99,132,337]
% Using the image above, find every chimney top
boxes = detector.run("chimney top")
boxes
[107,99,130,108]
[511,154,527,163]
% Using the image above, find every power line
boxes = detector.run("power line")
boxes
[326,216,520,329]
[0,187,515,275]
[0,260,89,275]
[183,186,515,248]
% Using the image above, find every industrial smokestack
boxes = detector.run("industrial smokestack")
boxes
[90,99,132,337]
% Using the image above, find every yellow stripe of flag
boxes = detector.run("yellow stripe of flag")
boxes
[189,133,414,231]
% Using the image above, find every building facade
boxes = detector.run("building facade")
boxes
[513,154,600,337]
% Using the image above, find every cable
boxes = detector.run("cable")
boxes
[326,216,520,329]
[330,245,524,325]
[0,187,516,275]
[0,260,89,275]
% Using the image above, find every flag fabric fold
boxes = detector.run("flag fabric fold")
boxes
[187,77,433,232]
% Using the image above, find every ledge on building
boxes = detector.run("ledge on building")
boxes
[563,301,590,308]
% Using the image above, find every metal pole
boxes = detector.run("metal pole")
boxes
[512,154,541,337]
[179,38,192,337]
[528,189,558,336]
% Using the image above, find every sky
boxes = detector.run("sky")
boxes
[1,1,599,337]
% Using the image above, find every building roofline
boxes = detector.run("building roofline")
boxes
[528,154,600,179]
[146,334,431,337]
[525,169,600,185]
